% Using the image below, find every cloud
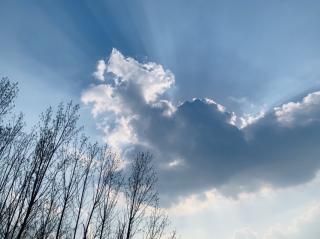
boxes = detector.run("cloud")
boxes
[106,48,175,103]
[233,209,320,239]
[231,204,320,239]
[262,204,320,239]
[274,91,320,126]
[233,228,258,239]
[93,59,107,81]
[82,49,320,199]
[165,173,320,239]
[82,48,174,150]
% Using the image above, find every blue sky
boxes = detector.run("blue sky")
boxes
[3,0,320,115]
[2,0,320,238]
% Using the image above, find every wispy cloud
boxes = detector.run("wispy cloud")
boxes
[93,59,107,81]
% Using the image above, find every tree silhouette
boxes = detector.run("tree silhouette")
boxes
[0,78,177,239]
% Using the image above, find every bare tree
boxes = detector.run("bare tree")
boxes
[144,206,168,239]
[55,136,88,239]
[96,154,122,239]
[77,146,121,239]
[0,77,178,239]
[14,102,80,239]
[72,143,97,239]
[123,153,158,239]
[0,77,18,119]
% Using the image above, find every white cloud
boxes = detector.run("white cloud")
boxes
[82,49,175,151]
[101,116,138,150]
[239,111,265,128]
[82,84,118,117]
[233,228,258,239]
[93,59,107,81]
[83,49,320,239]
[262,204,320,239]
[274,91,320,126]
[167,173,320,239]
[106,48,175,103]
[83,49,320,201]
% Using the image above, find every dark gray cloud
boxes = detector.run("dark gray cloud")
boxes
[83,50,320,200]
[131,97,320,198]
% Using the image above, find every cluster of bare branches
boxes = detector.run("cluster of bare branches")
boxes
[0,78,177,239]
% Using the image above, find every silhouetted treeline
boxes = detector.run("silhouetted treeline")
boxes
[0,77,177,239]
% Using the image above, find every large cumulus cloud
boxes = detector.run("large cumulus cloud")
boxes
[82,49,320,199]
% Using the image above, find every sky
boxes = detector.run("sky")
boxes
[1,0,320,238]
